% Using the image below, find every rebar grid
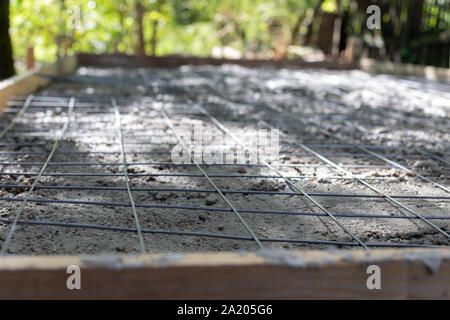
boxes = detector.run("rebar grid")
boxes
[0,97,75,255]
[0,88,449,255]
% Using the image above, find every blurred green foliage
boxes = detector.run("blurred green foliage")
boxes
[10,0,321,66]
[9,0,449,70]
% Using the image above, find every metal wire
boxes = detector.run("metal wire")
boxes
[420,150,450,167]
[0,171,400,180]
[0,217,444,248]
[1,134,435,152]
[2,196,449,220]
[0,142,47,147]
[358,146,449,193]
[0,160,411,169]
[1,184,447,200]
[0,95,34,139]
[0,149,432,160]
[162,110,264,249]
[112,98,146,254]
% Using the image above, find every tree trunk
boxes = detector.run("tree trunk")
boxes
[405,0,424,44]
[290,10,306,46]
[151,19,158,56]
[303,0,324,46]
[0,0,15,80]
[135,1,146,56]
[150,1,163,56]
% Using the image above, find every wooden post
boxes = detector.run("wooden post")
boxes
[331,0,342,57]
[344,36,356,62]
[317,12,336,55]
[331,16,342,57]
[26,46,35,70]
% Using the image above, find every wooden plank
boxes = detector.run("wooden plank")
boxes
[77,53,450,84]
[0,248,449,299]
[0,55,77,113]
[360,58,450,83]
[77,53,357,70]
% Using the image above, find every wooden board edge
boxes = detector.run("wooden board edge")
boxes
[77,53,450,83]
[0,55,78,113]
[0,248,449,299]
[359,58,450,83]
[76,52,358,70]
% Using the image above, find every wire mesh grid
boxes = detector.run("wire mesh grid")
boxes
[0,66,449,255]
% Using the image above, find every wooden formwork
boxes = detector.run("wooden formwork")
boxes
[76,53,358,70]
[0,54,449,299]
[0,55,78,113]
[0,248,449,299]
[359,58,450,83]
[76,53,450,82]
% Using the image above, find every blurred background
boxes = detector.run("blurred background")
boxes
[1,0,449,78]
